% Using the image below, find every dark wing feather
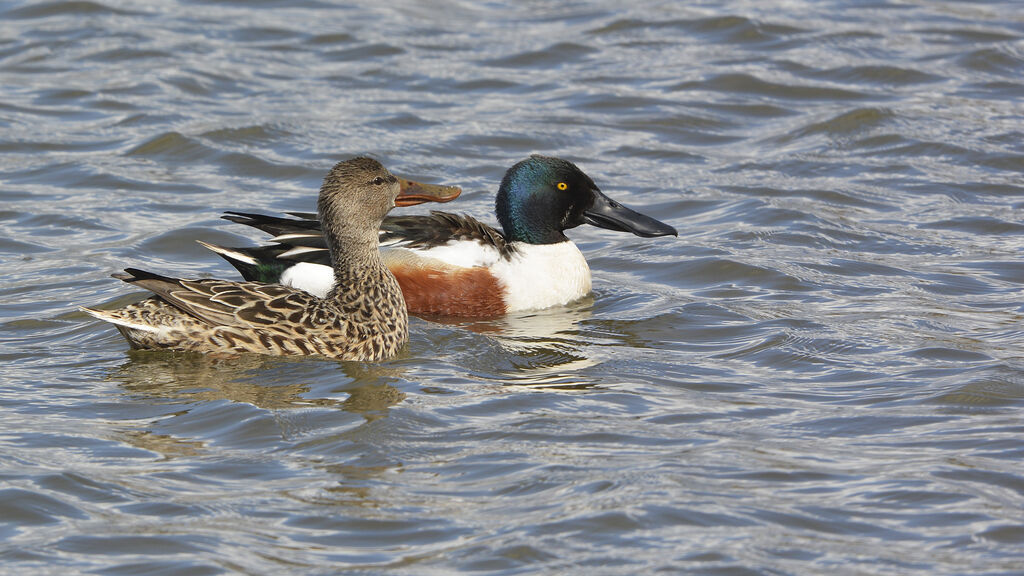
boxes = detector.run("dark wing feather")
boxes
[380,211,511,255]
[222,211,326,249]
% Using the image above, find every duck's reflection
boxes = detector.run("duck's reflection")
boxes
[115,429,205,460]
[105,352,408,454]
[423,298,602,390]
[450,295,594,340]
[109,352,321,409]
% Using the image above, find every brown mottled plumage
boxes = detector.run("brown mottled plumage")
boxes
[81,157,458,360]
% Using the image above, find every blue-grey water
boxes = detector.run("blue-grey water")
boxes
[2,1,1023,574]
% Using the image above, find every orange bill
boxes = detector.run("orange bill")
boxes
[395,176,462,207]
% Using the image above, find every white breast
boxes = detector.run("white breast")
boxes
[489,241,592,313]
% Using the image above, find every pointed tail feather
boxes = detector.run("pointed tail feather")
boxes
[196,240,258,265]
[79,306,159,334]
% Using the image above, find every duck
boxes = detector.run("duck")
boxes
[80,157,461,360]
[203,155,678,318]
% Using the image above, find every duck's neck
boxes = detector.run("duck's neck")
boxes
[316,196,382,288]
[324,229,395,298]
[501,220,569,245]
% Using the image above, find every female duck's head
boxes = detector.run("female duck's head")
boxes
[318,158,400,232]
[318,157,462,250]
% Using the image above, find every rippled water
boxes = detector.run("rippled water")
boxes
[2,0,1024,573]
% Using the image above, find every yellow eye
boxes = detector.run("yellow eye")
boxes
[556,182,568,191]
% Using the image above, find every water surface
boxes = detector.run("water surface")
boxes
[2,0,1023,574]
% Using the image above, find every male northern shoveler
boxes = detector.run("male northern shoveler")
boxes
[80,157,460,360]
[203,155,677,318]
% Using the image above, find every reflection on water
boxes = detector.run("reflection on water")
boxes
[109,352,325,409]
[341,384,406,420]
[112,353,406,409]
[433,301,602,389]
[116,429,205,460]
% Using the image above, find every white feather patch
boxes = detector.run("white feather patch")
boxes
[408,240,502,269]
[489,241,592,312]
[280,262,334,298]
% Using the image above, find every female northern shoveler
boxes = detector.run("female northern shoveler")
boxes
[80,157,460,360]
[203,155,677,318]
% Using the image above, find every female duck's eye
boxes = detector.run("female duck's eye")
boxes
[372,176,386,186]
[556,182,568,191]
